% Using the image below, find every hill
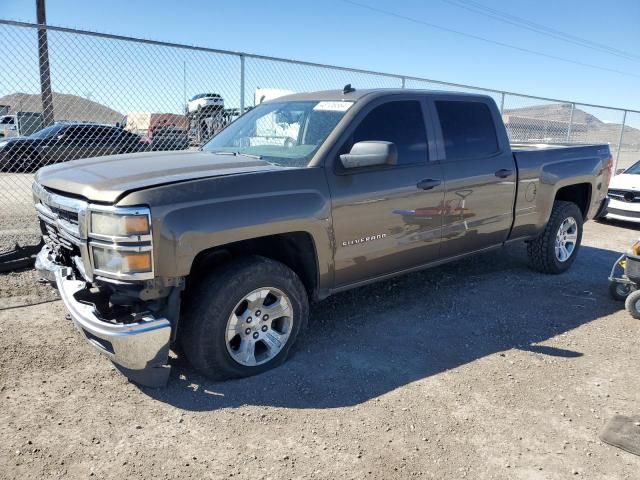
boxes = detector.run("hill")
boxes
[504,103,640,146]
[0,92,124,125]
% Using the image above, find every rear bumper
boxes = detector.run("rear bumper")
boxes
[36,246,171,387]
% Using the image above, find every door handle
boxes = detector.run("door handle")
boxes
[495,169,513,179]
[417,179,442,190]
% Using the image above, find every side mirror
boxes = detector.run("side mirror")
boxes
[616,168,626,175]
[339,141,397,169]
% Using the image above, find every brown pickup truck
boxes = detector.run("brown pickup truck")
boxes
[33,87,611,386]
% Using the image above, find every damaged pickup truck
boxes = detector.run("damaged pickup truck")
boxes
[34,87,611,386]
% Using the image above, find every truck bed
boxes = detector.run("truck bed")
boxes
[510,142,602,151]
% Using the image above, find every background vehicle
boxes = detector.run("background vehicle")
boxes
[141,126,189,151]
[0,112,44,139]
[0,123,144,172]
[604,160,640,223]
[187,93,224,113]
[33,88,611,387]
[0,114,17,138]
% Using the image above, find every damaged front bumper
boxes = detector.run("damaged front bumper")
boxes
[36,246,171,387]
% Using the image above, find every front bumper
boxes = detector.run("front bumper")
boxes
[36,246,171,387]
[604,197,640,224]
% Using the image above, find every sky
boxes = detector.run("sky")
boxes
[2,0,639,119]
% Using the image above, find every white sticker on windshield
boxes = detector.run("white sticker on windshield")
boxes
[313,101,353,112]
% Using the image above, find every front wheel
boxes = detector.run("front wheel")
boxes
[180,256,309,381]
[527,201,584,274]
[625,289,640,319]
[609,281,632,302]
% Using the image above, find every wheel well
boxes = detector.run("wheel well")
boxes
[555,183,591,217]
[188,232,319,298]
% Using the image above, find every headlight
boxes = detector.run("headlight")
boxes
[91,210,150,237]
[88,206,153,280]
[0,140,8,150]
[92,246,152,275]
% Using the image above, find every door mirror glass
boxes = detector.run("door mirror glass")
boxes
[340,141,397,169]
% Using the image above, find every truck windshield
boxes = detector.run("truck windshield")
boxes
[202,100,353,167]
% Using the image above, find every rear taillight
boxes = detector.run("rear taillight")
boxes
[606,156,613,186]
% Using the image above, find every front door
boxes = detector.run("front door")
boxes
[326,98,445,287]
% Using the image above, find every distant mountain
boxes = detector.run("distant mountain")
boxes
[505,103,604,125]
[0,92,124,125]
[504,103,640,146]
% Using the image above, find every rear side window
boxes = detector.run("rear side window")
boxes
[436,101,499,159]
[352,101,428,165]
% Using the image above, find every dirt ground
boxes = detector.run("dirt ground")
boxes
[1,220,639,480]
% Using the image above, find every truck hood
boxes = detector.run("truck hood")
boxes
[35,150,282,203]
[609,173,640,191]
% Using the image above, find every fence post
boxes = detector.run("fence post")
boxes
[36,0,54,127]
[566,103,575,143]
[615,110,628,171]
[500,92,505,114]
[240,55,245,115]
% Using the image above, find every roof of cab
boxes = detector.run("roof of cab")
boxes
[272,88,494,103]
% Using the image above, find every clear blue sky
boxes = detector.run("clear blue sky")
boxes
[3,0,640,114]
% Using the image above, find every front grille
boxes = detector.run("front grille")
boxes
[32,183,90,279]
[49,204,79,226]
[41,221,75,251]
[608,189,640,203]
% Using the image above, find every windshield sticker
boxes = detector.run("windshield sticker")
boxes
[313,101,353,112]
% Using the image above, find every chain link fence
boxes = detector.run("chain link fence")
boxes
[1,19,640,250]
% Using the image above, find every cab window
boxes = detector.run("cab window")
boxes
[349,101,428,166]
[436,101,499,160]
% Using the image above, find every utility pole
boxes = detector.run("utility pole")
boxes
[36,0,54,126]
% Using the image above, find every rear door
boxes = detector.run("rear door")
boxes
[432,97,516,258]
[326,96,445,287]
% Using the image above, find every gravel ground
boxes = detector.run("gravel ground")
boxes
[0,173,41,252]
[1,220,640,479]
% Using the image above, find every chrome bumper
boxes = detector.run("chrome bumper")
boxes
[36,246,171,387]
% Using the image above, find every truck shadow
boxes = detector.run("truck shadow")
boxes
[144,242,623,410]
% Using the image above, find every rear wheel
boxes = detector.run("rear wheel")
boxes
[527,201,583,274]
[180,256,308,380]
[625,289,640,319]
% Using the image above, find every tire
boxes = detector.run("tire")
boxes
[609,281,632,302]
[625,289,640,319]
[527,201,584,274]
[180,255,309,381]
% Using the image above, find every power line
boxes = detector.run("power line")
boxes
[442,0,640,62]
[340,0,640,79]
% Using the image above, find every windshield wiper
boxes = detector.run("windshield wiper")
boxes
[237,152,262,159]
[208,150,262,159]
[209,150,237,156]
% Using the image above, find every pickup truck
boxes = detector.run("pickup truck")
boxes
[33,87,612,387]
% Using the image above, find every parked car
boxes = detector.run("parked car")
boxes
[0,114,17,138]
[0,123,144,172]
[187,93,224,114]
[33,87,611,387]
[141,126,190,151]
[604,160,640,223]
